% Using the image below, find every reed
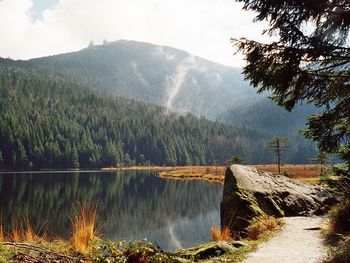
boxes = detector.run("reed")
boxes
[70,202,99,253]
[0,223,3,242]
[23,219,38,242]
[11,227,20,242]
[210,223,233,241]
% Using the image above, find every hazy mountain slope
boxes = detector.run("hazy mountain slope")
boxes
[219,99,317,136]
[218,99,319,163]
[5,40,257,119]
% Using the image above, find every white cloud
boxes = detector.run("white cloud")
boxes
[0,0,270,67]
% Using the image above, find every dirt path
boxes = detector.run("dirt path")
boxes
[242,217,327,263]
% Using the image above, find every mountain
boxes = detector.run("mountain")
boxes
[2,40,256,119]
[0,40,319,165]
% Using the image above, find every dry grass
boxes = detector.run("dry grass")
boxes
[253,164,321,177]
[70,202,99,254]
[11,226,21,242]
[210,224,234,241]
[0,223,3,243]
[253,164,327,184]
[324,237,350,263]
[0,204,99,255]
[23,220,38,243]
[6,219,42,243]
[247,215,284,240]
[157,166,226,183]
[155,164,325,185]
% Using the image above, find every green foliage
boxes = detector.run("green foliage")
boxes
[91,240,175,263]
[0,245,16,263]
[234,0,350,167]
[227,155,244,165]
[281,171,292,178]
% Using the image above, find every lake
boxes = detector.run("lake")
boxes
[0,170,223,251]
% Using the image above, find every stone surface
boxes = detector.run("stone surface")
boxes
[220,165,337,235]
[174,241,245,260]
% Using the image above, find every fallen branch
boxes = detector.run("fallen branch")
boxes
[2,242,76,260]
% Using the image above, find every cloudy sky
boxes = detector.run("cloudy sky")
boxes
[0,0,269,67]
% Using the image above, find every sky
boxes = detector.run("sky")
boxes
[0,0,270,67]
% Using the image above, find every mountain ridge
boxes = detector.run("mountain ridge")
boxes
[1,39,258,119]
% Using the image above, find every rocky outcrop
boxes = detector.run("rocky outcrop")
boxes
[174,241,245,261]
[220,165,337,235]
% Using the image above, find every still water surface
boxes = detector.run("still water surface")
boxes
[0,170,222,250]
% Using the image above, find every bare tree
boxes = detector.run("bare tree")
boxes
[309,148,331,176]
[266,137,288,174]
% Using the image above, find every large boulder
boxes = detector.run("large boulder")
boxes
[220,165,337,235]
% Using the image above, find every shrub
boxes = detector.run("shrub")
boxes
[328,198,350,235]
[71,202,99,254]
[282,171,292,178]
[91,240,174,263]
[210,224,233,241]
[11,227,20,242]
[247,215,284,240]
[0,224,3,243]
[324,237,350,263]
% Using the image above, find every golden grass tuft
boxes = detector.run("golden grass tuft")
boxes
[0,223,3,243]
[7,219,41,243]
[247,215,284,240]
[24,220,38,242]
[11,226,21,242]
[210,223,234,241]
[70,202,99,254]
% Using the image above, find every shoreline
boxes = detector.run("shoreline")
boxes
[0,164,323,184]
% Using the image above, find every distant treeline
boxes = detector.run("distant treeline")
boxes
[0,68,265,169]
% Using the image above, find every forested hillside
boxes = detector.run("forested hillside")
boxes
[219,99,317,137]
[0,68,264,169]
[218,99,318,163]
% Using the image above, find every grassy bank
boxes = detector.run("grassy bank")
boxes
[157,166,226,183]
[153,164,324,185]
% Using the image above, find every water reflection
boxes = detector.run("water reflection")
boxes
[0,171,222,250]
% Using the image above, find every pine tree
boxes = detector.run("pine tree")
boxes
[234,0,350,168]
[71,145,80,168]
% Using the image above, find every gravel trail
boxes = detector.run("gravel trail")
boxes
[242,216,327,263]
